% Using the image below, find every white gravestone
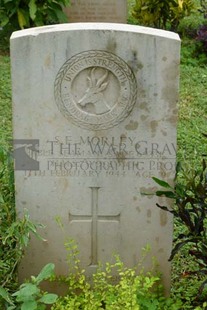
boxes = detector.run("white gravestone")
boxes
[64,0,127,23]
[11,23,180,294]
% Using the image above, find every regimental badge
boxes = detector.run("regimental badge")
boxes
[54,50,137,130]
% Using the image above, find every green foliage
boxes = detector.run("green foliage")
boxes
[51,240,182,310]
[0,263,58,310]
[199,0,207,18]
[170,0,197,30]
[0,55,11,139]
[196,22,207,55]
[0,0,71,30]
[153,159,207,304]
[196,302,207,309]
[177,59,207,173]
[178,12,205,37]
[0,146,45,308]
[132,0,196,31]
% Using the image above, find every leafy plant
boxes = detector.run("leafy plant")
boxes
[153,159,207,303]
[0,263,58,310]
[51,240,182,310]
[0,146,45,308]
[196,24,207,53]
[132,0,196,31]
[199,0,207,18]
[170,0,197,31]
[189,0,207,56]
[0,0,71,30]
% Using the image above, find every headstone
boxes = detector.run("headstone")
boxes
[64,0,127,23]
[11,23,180,294]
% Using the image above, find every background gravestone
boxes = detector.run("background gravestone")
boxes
[11,23,180,294]
[64,0,127,23]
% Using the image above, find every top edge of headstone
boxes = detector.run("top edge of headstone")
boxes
[10,23,180,41]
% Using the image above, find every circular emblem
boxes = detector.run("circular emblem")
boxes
[54,50,137,130]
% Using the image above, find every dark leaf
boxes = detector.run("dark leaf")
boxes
[175,183,185,197]
[189,249,207,264]
[197,278,207,298]
[202,159,206,172]
[152,177,173,189]
[177,208,194,232]
[155,190,176,199]
[156,203,175,214]
[169,239,197,261]
[175,161,182,172]
[175,233,188,241]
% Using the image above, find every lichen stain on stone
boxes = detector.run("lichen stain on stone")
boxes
[116,151,126,163]
[139,102,149,111]
[120,134,127,142]
[106,37,117,53]
[136,206,141,213]
[59,178,69,193]
[93,129,106,137]
[150,120,159,137]
[161,62,179,107]
[160,210,168,227]
[161,129,167,136]
[141,115,148,121]
[138,89,147,99]
[147,209,151,218]
[44,55,51,68]
[161,86,177,106]
[166,114,178,125]
[47,115,58,124]
[125,120,139,131]
[155,237,159,243]
[163,61,179,80]
[127,51,143,73]
[172,107,178,115]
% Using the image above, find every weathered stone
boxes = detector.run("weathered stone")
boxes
[11,23,180,294]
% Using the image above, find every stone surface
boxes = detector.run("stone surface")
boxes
[11,23,180,294]
[64,0,127,23]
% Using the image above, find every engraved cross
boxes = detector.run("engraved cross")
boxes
[69,187,120,266]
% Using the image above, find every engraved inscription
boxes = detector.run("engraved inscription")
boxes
[69,187,120,266]
[54,50,138,130]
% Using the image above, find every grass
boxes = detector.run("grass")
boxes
[0,55,12,149]
[178,61,207,164]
